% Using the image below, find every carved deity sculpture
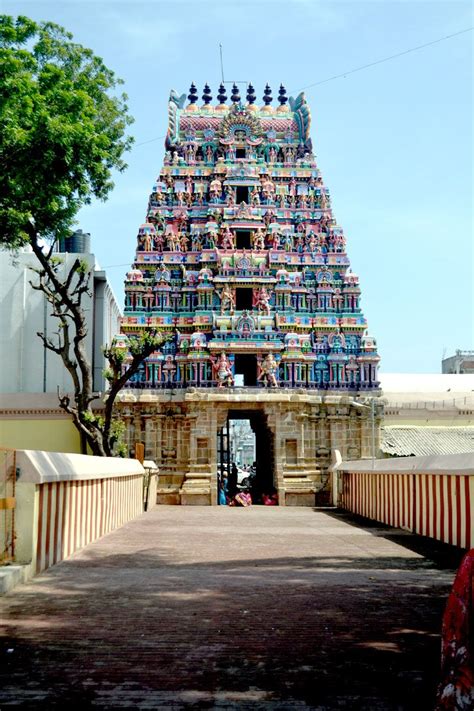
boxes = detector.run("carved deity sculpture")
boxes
[261,176,275,201]
[179,233,189,252]
[219,284,235,314]
[307,232,318,253]
[162,355,176,384]
[220,225,235,250]
[251,187,261,206]
[258,353,278,387]
[205,229,218,250]
[154,232,164,253]
[141,232,153,252]
[253,287,271,315]
[252,228,266,251]
[282,232,294,252]
[212,352,234,388]
[166,231,180,251]
[191,233,203,251]
[225,185,236,206]
[209,177,222,200]
[298,193,307,209]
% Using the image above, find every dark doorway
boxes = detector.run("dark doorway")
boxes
[234,354,257,386]
[236,186,249,204]
[236,288,252,311]
[235,230,251,249]
[236,148,246,159]
[217,409,277,505]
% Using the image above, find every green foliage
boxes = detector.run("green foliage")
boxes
[0,14,134,247]
[109,418,127,457]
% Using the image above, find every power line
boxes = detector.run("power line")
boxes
[131,27,472,150]
[297,26,473,91]
[134,134,166,148]
[102,263,133,268]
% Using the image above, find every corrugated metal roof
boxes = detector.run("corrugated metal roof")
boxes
[381,426,474,457]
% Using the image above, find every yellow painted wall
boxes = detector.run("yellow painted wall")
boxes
[0,419,82,453]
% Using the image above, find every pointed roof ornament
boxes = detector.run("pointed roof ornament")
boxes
[217,83,227,104]
[246,83,256,105]
[230,83,240,104]
[278,84,288,105]
[202,83,212,105]
[187,82,198,104]
[263,84,273,106]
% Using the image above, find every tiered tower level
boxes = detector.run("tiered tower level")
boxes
[118,84,381,506]
[122,83,379,390]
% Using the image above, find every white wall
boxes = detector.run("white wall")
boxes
[0,250,121,394]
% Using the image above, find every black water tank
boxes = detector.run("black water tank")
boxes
[58,229,91,253]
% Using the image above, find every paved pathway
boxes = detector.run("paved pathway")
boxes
[0,507,460,710]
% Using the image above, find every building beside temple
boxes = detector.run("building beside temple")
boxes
[117,83,381,505]
[0,237,121,453]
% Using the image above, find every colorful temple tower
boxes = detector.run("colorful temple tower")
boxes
[118,83,381,505]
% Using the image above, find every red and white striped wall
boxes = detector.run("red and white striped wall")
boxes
[341,471,473,549]
[35,474,143,573]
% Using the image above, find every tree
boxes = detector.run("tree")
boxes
[31,253,170,456]
[0,15,168,456]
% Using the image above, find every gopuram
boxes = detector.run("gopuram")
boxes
[117,82,381,506]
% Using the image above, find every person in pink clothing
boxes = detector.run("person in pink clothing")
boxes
[435,549,474,710]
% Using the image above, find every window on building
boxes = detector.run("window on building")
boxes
[235,230,251,249]
[236,148,246,159]
[234,354,257,386]
[236,186,249,204]
[236,288,252,310]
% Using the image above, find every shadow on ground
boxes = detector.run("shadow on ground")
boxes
[0,509,458,710]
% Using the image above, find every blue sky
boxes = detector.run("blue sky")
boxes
[6,0,473,373]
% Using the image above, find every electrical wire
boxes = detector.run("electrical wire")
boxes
[131,28,472,147]
[297,27,473,91]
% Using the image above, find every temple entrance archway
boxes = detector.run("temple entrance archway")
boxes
[217,408,276,505]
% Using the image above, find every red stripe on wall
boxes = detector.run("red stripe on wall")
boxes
[464,476,471,549]
[36,485,44,573]
[455,476,462,547]
[432,475,437,541]
[424,476,429,538]
[44,483,53,571]
[447,478,453,545]
[439,476,445,544]
[52,483,60,566]
[418,477,423,536]
[391,475,395,527]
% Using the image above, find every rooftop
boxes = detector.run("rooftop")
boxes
[381,425,474,457]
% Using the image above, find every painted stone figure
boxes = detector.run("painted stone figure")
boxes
[212,352,234,387]
[258,353,278,387]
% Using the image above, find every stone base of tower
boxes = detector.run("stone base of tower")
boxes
[180,469,215,506]
[117,388,382,507]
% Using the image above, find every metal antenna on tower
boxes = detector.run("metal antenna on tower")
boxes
[219,44,225,84]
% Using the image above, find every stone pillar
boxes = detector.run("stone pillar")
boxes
[279,404,317,507]
[180,405,214,505]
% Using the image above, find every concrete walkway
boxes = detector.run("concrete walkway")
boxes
[0,507,461,710]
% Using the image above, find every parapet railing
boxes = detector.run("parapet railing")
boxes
[12,451,151,576]
[338,463,473,550]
